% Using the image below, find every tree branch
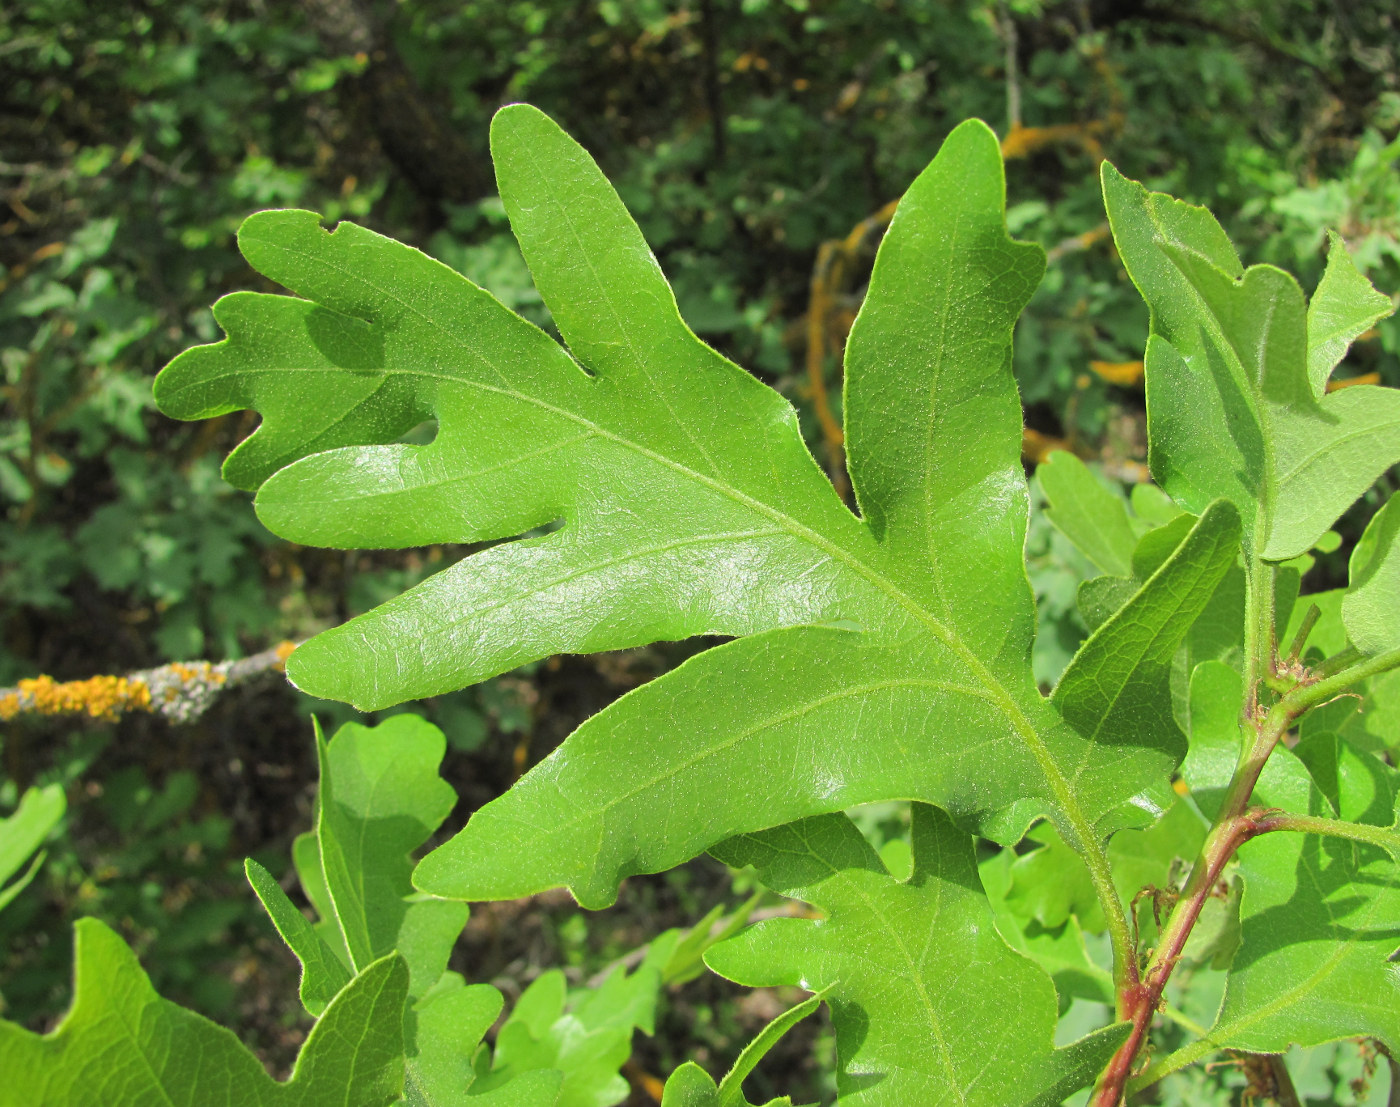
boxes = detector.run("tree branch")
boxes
[0,642,297,724]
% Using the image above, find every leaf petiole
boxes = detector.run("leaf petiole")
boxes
[1282,644,1400,717]
[1250,811,1400,859]
[1283,602,1322,665]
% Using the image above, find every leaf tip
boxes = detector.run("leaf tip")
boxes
[489,102,561,156]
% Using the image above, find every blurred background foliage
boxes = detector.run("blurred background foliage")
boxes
[2,0,1399,1101]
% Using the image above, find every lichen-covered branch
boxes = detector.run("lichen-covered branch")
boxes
[0,642,296,724]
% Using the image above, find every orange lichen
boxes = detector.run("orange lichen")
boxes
[168,661,226,686]
[0,641,301,725]
[1021,427,1070,465]
[1089,359,1145,387]
[3,673,154,722]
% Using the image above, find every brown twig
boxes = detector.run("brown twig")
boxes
[1096,643,1400,1104]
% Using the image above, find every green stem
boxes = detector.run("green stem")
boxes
[1128,1035,1217,1093]
[1242,557,1276,714]
[1093,552,1278,1106]
[1315,645,1363,680]
[1115,644,1400,1101]
[1254,811,1400,856]
[1158,1002,1209,1038]
[1284,602,1321,663]
[1093,543,1400,1103]
[1284,645,1400,716]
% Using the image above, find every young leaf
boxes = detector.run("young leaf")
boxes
[1307,231,1394,391]
[1101,164,1400,560]
[0,918,408,1106]
[660,989,827,1107]
[1130,483,1185,529]
[474,962,662,1107]
[245,857,351,1016]
[650,891,763,987]
[157,106,1204,908]
[406,975,563,1107]
[1002,822,1103,931]
[1342,496,1400,655]
[1038,451,1137,577]
[0,782,64,913]
[1003,800,1206,940]
[309,715,467,995]
[980,843,1115,1007]
[704,804,1126,1105]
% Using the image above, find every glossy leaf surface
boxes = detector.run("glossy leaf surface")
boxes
[156,107,1224,911]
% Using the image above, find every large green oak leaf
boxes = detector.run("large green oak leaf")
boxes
[156,106,1238,908]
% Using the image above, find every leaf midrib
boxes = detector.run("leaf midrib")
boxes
[515,132,727,483]
[428,529,791,636]
[105,998,180,1107]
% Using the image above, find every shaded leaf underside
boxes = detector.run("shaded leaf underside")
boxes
[705,805,1126,1106]
[0,919,407,1107]
[1101,165,1399,561]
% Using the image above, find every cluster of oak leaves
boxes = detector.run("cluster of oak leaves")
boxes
[1,105,1399,1106]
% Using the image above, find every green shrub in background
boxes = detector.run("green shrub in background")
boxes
[4,2,1400,1103]
[5,100,1397,1105]
[5,0,1399,677]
